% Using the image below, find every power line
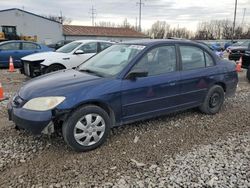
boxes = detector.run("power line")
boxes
[136,0,144,32]
[89,5,97,26]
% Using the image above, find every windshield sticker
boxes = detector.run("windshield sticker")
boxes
[128,45,145,50]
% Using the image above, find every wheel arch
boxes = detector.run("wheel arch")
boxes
[70,100,116,127]
[47,63,66,69]
[214,82,226,92]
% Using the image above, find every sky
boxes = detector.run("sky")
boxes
[1,0,250,31]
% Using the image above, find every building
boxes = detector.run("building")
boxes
[0,8,149,44]
[0,8,63,44]
[63,25,149,42]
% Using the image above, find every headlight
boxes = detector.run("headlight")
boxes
[23,97,65,111]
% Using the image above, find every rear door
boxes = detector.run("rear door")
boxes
[121,45,181,122]
[0,42,21,66]
[21,42,41,57]
[178,44,217,106]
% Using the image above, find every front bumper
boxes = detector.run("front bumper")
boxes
[8,100,53,135]
[21,60,44,78]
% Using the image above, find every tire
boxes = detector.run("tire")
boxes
[199,85,225,115]
[45,64,65,74]
[247,68,250,82]
[62,105,111,152]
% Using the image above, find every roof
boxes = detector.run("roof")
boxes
[0,8,61,24]
[63,25,148,38]
[122,39,192,45]
[68,39,114,43]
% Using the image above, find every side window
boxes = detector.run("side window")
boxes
[22,43,40,50]
[0,42,20,51]
[180,46,205,70]
[205,52,214,67]
[100,42,112,51]
[131,45,176,76]
[79,42,97,53]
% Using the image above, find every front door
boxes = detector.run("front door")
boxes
[121,45,181,122]
[0,42,21,67]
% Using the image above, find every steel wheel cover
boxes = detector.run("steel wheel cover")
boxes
[73,113,105,146]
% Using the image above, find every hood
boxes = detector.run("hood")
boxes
[19,69,102,100]
[21,51,70,61]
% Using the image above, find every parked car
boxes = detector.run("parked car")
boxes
[0,40,53,68]
[47,40,73,50]
[195,41,224,58]
[8,39,238,152]
[21,40,113,77]
[210,42,224,51]
[241,46,250,81]
[224,41,237,50]
[228,40,250,61]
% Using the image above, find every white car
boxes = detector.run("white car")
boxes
[21,40,113,77]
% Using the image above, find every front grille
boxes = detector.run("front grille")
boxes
[12,95,25,108]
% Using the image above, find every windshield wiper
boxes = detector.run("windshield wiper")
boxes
[79,68,103,77]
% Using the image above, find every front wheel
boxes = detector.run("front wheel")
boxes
[62,105,111,152]
[199,85,225,115]
[247,68,250,82]
[44,64,65,74]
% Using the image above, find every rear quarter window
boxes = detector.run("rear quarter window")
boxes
[205,52,215,67]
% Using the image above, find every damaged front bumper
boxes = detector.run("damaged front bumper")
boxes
[8,100,55,135]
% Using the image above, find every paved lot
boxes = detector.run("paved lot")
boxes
[0,69,249,187]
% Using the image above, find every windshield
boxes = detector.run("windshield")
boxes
[78,44,145,77]
[56,42,81,53]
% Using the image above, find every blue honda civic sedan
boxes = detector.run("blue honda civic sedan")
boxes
[8,39,238,152]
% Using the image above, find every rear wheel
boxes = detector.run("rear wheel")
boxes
[62,105,111,152]
[199,85,225,115]
[247,68,250,82]
[45,64,65,74]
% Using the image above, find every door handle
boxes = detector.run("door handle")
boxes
[169,82,176,86]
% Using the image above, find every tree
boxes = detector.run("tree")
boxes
[96,21,116,27]
[147,21,192,39]
[43,15,72,24]
[96,18,135,29]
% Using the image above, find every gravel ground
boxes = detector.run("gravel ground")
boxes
[0,69,249,187]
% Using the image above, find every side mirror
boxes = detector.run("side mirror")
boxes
[126,70,148,80]
[74,50,84,55]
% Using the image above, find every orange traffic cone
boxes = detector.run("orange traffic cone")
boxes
[0,83,5,101]
[236,56,242,72]
[8,56,16,72]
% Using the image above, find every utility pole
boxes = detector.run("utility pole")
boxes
[135,17,138,31]
[241,8,246,27]
[59,10,63,24]
[232,0,238,41]
[136,0,144,32]
[89,5,97,26]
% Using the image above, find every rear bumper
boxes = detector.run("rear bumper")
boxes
[8,101,52,134]
[225,75,238,98]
